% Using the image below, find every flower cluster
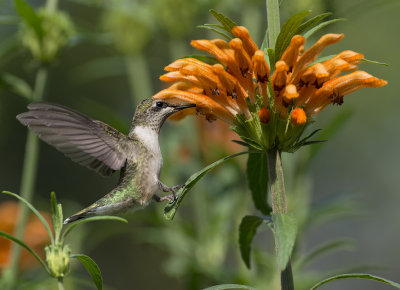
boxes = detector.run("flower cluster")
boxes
[153,26,386,151]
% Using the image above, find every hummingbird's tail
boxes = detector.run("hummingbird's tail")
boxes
[63,205,97,224]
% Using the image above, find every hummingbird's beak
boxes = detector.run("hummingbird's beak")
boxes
[170,103,196,111]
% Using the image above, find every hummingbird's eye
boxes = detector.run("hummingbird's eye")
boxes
[156,101,166,108]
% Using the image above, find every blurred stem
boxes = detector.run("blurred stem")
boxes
[46,0,58,13]
[266,0,280,48]
[57,278,64,290]
[267,150,294,290]
[3,67,48,289]
[125,54,152,107]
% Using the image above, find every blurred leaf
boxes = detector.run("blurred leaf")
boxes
[0,73,32,100]
[274,10,310,61]
[272,213,297,270]
[310,273,400,290]
[246,152,271,214]
[164,151,248,220]
[198,25,233,40]
[0,230,48,272]
[303,18,346,39]
[267,48,275,69]
[183,54,219,65]
[361,58,389,66]
[295,239,355,269]
[71,254,103,290]
[2,191,54,243]
[204,284,256,290]
[50,192,63,244]
[239,215,270,269]
[14,0,43,41]
[62,216,128,241]
[295,13,332,35]
[209,9,237,36]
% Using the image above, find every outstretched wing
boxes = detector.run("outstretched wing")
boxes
[17,102,133,176]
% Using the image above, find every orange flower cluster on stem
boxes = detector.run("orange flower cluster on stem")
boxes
[0,201,51,271]
[154,26,386,127]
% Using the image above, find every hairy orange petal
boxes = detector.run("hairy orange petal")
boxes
[165,57,213,72]
[160,71,203,87]
[282,84,299,103]
[280,35,305,70]
[291,33,344,84]
[232,26,258,57]
[290,108,307,125]
[153,89,235,124]
[271,60,289,90]
[253,50,270,106]
[300,63,330,86]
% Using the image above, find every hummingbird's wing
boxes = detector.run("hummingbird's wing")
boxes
[17,102,133,176]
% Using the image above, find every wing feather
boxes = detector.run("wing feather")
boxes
[17,102,132,176]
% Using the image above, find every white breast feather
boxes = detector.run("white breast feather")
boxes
[133,126,160,153]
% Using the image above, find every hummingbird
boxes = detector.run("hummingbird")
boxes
[16,98,195,224]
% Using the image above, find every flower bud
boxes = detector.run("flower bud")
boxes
[45,244,71,278]
[258,107,270,124]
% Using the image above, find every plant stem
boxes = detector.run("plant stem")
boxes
[266,0,280,49]
[125,53,153,107]
[267,150,294,290]
[3,67,48,289]
[57,277,65,290]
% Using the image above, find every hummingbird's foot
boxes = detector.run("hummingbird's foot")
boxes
[157,181,184,201]
[153,194,175,203]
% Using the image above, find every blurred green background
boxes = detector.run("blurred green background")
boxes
[0,0,399,289]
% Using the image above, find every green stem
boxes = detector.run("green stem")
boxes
[46,0,58,13]
[267,150,294,290]
[125,54,153,107]
[57,277,65,290]
[266,0,280,49]
[2,67,48,289]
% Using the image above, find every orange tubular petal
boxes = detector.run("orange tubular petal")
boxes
[282,84,299,103]
[165,57,213,72]
[253,50,270,83]
[334,50,364,64]
[280,35,305,70]
[168,107,197,121]
[229,38,253,74]
[295,85,317,107]
[191,40,236,68]
[301,63,330,87]
[291,33,344,84]
[290,108,307,125]
[271,60,289,90]
[168,82,204,94]
[232,26,258,57]
[211,39,234,57]
[322,58,357,79]
[153,89,235,124]
[160,71,203,87]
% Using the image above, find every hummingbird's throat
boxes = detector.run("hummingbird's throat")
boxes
[132,126,160,153]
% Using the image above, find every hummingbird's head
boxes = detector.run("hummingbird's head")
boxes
[132,98,195,132]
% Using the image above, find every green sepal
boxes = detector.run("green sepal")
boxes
[303,18,346,39]
[272,213,297,270]
[239,215,272,269]
[71,254,103,290]
[246,152,271,215]
[295,12,333,36]
[50,192,63,244]
[310,273,400,290]
[361,58,388,66]
[0,230,49,272]
[14,0,43,41]
[274,10,310,61]
[164,151,248,220]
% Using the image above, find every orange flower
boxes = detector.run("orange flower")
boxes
[0,201,51,271]
[153,24,387,151]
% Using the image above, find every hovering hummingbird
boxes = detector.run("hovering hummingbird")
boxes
[17,99,195,224]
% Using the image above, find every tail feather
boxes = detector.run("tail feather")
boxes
[63,210,94,224]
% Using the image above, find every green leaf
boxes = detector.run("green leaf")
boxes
[183,54,219,65]
[209,9,237,36]
[361,58,388,66]
[0,230,48,272]
[239,215,266,269]
[50,192,63,244]
[295,13,332,35]
[164,151,248,220]
[197,25,233,40]
[274,10,310,61]
[71,254,102,290]
[0,73,32,100]
[272,213,297,270]
[303,18,346,39]
[310,273,400,290]
[2,191,54,244]
[61,216,128,241]
[267,48,275,69]
[246,152,271,215]
[13,0,43,41]
[203,284,256,290]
